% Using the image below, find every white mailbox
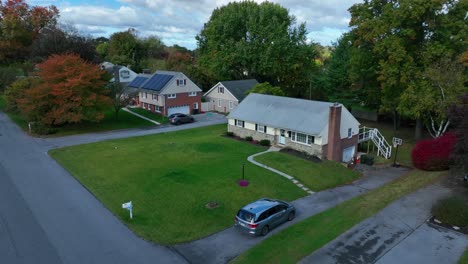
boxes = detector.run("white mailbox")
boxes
[122,201,133,219]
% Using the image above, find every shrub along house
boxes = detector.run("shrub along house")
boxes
[227,93,360,162]
[203,79,258,113]
[128,70,202,116]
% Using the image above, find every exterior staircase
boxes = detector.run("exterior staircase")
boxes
[358,127,392,159]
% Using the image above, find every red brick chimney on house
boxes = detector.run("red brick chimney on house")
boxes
[327,103,342,162]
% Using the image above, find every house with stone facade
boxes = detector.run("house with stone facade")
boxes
[227,93,360,162]
[204,79,258,113]
[128,70,202,116]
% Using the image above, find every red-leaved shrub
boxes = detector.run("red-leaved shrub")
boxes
[411,133,457,171]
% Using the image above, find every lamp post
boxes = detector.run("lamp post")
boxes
[242,163,245,180]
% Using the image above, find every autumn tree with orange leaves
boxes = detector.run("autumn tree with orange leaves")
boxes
[0,0,59,63]
[17,54,112,127]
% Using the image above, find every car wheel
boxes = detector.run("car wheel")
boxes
[175,121,180,125]
[288,211,295,221]
[190,118,194,123]
[261,225,269,236]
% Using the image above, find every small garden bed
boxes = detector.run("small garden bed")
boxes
[279,147,321,163]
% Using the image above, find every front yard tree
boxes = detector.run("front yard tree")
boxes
[17,53,112,126]
[349,0,467,137]
[196,1,317,97]
[0,0,59,63]
[108,66,134,120]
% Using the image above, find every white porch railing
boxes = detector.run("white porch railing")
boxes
[358,126,392,159]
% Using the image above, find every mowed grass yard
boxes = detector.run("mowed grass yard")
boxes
[128,107,169,124]
[49,125,305,244]
[254,152,360,192]
[0,94,154,136]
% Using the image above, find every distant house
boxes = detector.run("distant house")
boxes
[128,70,202,116]
[101,62,139,103]
[227,93,360,162]
[204,79,258,113]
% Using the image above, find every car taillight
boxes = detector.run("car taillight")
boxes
[248,223,258,229]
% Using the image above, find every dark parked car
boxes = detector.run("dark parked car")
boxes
[234,198,295,236]
[168,113,194,125]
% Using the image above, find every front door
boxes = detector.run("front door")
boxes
[279,129,286,145]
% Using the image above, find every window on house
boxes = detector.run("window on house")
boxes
[229,101,233,109]
[168,94,176,99]
[256,124,267,133]
[120,70,130,79]
[152,94,158,101]
[218,99,221,107]
[348,128,352,138]
[219,87,224,93]
[236,119,244,127]
[177,79,187,86]
[188,92,197,97]
[155,106,162,112]
[291,132,314,145]
[193,102,198,109]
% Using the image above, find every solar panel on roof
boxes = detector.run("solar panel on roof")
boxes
[141,74,173,91]
[128,76,148,88]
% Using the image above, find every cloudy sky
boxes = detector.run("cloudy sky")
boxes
[27,0,362,49]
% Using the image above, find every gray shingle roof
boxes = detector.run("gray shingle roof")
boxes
[220,79,258,101]
[228,93,345,135]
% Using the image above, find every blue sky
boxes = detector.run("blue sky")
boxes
[27,0,361,49]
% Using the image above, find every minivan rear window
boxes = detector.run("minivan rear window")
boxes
[237,210,255,222]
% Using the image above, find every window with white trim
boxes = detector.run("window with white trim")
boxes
[229,101,233,109]
[235,119,244,127]
[256,124,267,133]
[120,70,130,79]
[291,132,314,145]
[168,94,176,99]
[155,106,162,112]
[142,92,147,99]
[193,102,198,109]
[152,94,158,101]
[177,79,186,86]
[218,99,221,107]
[188,92,197,97]
[219,86,224,93]
[348,128,352,138]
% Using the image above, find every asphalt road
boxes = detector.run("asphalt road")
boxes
[300,183,468,264]
[0,112,229,264]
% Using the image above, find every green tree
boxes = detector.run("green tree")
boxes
[107,28,141,68]
[196,1,317,97]
[0,0,59,63]
[349,0,467,136]
[0,66,18,92]
[4,77,38,112]
[246,82,284,96]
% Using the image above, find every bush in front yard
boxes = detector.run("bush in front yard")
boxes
[432,196,468,227]
[259,139,271,146]
[245,136,253,141]
[226,131,234,137]
[360,155,374,165]
[411,133,456,171]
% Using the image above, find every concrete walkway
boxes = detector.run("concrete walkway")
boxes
[247,147,314,194]
[174,165,409,264]
[299,183,468,264]
[122,107,160,125]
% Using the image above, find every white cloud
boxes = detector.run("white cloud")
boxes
[54,0,362,49]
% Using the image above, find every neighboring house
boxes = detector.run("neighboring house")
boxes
[128,70,202,116]
[101,62,139,104]
[204,79,258,113]
[227,93,360,162]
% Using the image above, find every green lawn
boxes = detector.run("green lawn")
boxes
[0,94,154,136]
[359,120,431,167]
[128,107,169,124]
[49,125,305,244]
[459,250,468,264]
[254,152,360,192]
[232,169,446,264]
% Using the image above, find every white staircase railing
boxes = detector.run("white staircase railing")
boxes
[358,127,392,159]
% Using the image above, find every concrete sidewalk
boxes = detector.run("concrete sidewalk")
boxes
[299,183,468,264]
[122,107,161,125]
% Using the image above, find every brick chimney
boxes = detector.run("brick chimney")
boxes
[327,103,342,162]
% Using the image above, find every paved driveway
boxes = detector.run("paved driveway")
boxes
[0,112,228,264]
[174,166,409,264]
[299,184,468,264]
